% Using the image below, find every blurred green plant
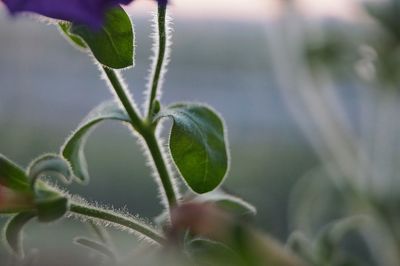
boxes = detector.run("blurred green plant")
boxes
[268,0,400,265]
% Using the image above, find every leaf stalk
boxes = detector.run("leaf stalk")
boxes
[69,203,166,245]
[147,3,168,120]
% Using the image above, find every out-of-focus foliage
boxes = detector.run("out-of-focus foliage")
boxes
[270,1,400,265]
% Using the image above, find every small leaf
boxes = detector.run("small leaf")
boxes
[27,154,73,184]
[0,155,30,192]
[74,237,116,261]
[25,155,70,222]
[58,22,87,49]
[35,190,69,223]
[69,6,134,69]
[156,104,229,194]
[4,212,36,258]
[152,100,161,116]
[193,189,256,216]
[61,101,130,183]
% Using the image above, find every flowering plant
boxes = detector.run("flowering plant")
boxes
[4,0,400,265]
[0,1,303,265]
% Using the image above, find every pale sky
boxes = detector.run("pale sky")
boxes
[0,0,361,22]
[128,0,361,22]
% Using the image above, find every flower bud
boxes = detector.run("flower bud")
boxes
[0,184,34,213]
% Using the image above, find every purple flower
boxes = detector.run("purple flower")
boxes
[157,0,168,7]
[2,0,167,28]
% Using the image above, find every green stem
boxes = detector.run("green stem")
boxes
[103,67,144,131]
[142,131,178,210]
[143,3,178,210]
[101,5,178,212]
[147,3,167,119]
[102,67,178,211]
[70,203,166,245]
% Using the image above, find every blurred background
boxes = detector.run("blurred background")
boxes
[1,0,400,265]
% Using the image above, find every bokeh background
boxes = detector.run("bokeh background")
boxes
[1,0,396,265]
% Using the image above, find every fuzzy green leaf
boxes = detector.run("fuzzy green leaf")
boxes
[35,190,69,223]
[28,154,73,184]
[61,101,130,183]
[193,189,256,216]
[69,6,134,69]
[4,212,36,258]
[156,104,229,194]
[26,155,70,222]
[59,22,87,49]
[0,155,30,192]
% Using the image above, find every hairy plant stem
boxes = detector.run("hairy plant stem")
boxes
[142,130,178,210]
[102,66,178,211]
[143,3,179,211]
[101,3,178,213]
[146,3,167,120]
[103,67,144,132]
[70,203,166,244]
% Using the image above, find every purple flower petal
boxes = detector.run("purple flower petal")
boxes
[2,0,169,28]
[2,0,133,28]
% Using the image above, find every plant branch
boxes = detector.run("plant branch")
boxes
[101,6,178,214]
[70,203,166,245]
[102,67,144,131]
[146,3,167,119]
[142,131,178,210]
[102,67,178,212]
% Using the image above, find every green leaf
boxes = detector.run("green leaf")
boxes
[74,237,116,261]
[0,155,30,192]
[27,154,73,184]
[69,6,134,69]
[58,22,87,49]
[35,190,69,223]
[156,104,229,194]
[4,212,36,258]
[61,101,130,183]
[193,189,256,216]
[26,155,70,222]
